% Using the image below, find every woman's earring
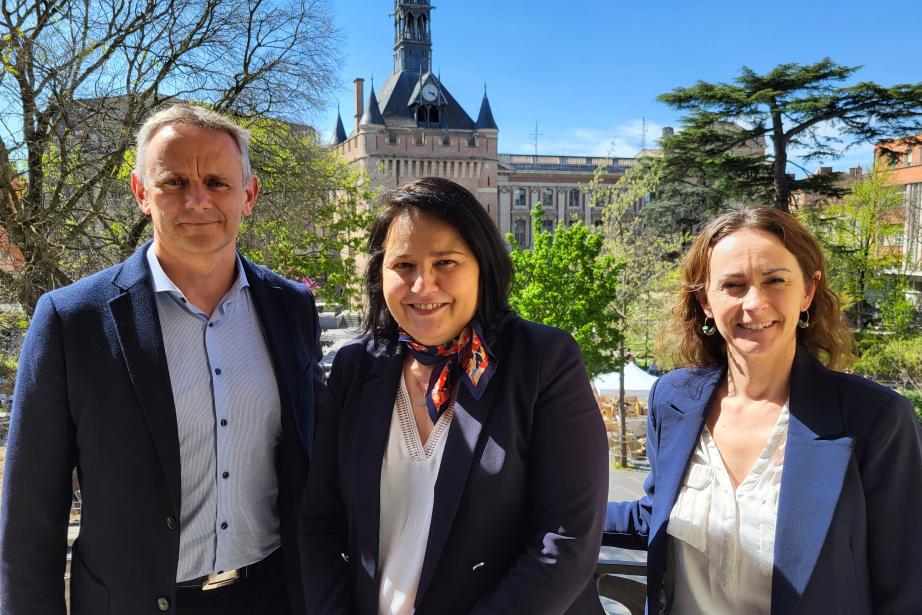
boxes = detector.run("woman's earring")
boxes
[798,310,811,329]
[701,317,717,337]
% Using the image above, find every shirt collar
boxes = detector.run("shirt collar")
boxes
[145,244,250,301]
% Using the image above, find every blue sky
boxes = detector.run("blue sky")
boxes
[321,0,922,174]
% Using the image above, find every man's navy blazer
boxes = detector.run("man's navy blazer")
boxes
[604,346,922,614]
[299,315,609,614]
[0,243,323,614]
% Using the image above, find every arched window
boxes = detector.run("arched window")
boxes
[514,219,527,247]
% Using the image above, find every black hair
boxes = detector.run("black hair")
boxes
[362,177,513,348]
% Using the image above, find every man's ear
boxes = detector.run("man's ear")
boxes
[131,171,151,216]
[242,175,260,217]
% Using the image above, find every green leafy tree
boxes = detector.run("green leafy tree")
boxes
[0,0,340,313]
[799,161,913,332]
[659,58,922,212]
[595,159,682,466]
[238,123,377,311]
[507,205,623,378]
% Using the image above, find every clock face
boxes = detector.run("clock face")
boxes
[422,84,438,102]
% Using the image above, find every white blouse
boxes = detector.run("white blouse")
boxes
[378,375,455,615]
[666,402,789,615]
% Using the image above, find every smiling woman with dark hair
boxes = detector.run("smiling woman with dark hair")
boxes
[299,177,609,615]
[605,206,922,615]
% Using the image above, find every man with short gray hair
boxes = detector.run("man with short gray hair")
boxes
[0,103,322,614]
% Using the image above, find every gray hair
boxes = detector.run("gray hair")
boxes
[134,104,253,184]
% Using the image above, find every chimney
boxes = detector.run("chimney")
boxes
[819,166,833,175]
[662,127,675,137]
[354,78,365,132]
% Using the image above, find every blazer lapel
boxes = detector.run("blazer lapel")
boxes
[353,350,404,609]
[414,378,498,606]
[772,348,853,615]
[242,259,307,456]
[650,367,722,540]
[109,243,181,511]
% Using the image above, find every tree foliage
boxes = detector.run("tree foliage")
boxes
[799,161,915,332]
[659,58,922,211]
[0,0,341,313]
[507,205,624,378]
[592,158,684,364]
[238,125,377,311]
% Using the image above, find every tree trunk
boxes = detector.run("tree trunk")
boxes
[771,110,791,212]
[618,337,628,468]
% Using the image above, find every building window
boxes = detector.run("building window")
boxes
[467,136,477,147]
[907,149,914,167]
[568,189,580,208]
[441,134,450,146]
[514,219,527,246]
[386,133,398,144]
[542,218,555,233]
[414,133,425,145]
[514,189,527,208]
[543,189,555,209]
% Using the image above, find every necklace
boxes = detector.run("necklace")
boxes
[407,362,431,407]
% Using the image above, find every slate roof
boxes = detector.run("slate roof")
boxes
[360,86,385,126]
[475,91,498,130]
[376,70,475,130]
[330,109,347,144]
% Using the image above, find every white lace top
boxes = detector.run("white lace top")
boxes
[378,375,455,615]
[666,401,789,615]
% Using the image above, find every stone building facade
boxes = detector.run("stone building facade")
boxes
[331,0,631,247]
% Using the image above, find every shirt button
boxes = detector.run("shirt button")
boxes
[166,516,176,530]
[214,368,222,375]
[208,322,214,328]
[157,597,170,611]
[180,298,187,304]
[220,419,228,427]
[220,522,228,530]
[222,471,229,479]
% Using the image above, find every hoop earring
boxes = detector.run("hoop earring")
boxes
[701,317,717,337]
[798,310,811,329]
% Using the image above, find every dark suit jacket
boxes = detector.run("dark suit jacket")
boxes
[299,315,609,615]
[604,346,922,615]
[0,243,323,615]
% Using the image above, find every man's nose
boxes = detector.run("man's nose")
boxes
[184,182,211,210]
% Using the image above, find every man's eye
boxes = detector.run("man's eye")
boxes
[208,179,228,188]
[392,262,413,270]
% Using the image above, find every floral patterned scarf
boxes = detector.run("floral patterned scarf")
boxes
[398,320,497,423]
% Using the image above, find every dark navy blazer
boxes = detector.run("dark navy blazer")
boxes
[0,243,323,615]
[299,315,609,615]
[604,346,922,615]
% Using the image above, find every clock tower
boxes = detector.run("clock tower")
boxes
[333,0,500,223]
[394,0,432,74]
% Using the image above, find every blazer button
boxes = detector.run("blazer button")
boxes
[472,561,486,572]
[340,552,350,563]
[157,597,170,611]
[166,516,176,530]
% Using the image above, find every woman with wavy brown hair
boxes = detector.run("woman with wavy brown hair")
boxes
[604,206,922,614]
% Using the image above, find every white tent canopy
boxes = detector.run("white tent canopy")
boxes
[592,362,659,403]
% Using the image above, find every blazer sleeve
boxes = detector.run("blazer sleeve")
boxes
[469,331,608,615]
[601,377,659,550]
[298,354,358,615]
[862,393,922,613]
[0,294,75,614]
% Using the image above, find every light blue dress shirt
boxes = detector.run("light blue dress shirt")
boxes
[146,247,282,582]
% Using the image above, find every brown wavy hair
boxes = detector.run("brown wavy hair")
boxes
[669,206,853,370]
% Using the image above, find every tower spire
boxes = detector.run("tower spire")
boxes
[393,0,432,74]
